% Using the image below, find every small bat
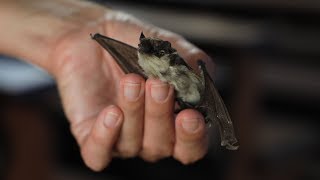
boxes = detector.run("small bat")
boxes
[91,33,239,150]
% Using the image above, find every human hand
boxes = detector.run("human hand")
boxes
[50,9,216,171]
[0,0,214,171]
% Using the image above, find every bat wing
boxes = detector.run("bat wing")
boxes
[91,33,147,79]
[197,60,239,150]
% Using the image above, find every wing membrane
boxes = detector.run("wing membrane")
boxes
[197,60,239,150]
[91,33,146,78]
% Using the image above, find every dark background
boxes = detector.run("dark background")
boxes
[1,0,319,179]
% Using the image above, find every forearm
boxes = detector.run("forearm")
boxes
[0,0,107,73]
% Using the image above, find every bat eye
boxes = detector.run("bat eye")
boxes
[159,50,165,56]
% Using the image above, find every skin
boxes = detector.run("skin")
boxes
[0,0,215,171]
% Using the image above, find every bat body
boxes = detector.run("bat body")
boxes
[91,33,239,150]
[137,33,203,106]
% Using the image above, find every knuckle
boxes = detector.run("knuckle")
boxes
[80,148,106,172]
[175,155,199,165]
[180,156,199,165]
[174,150,206,165]
[147,111,171,120]
[116,143,141,158]
[141,144,172,162]
[123,101,144,112]
[90,130,106,145]
[86,162,105,172]
[146,105,173,119]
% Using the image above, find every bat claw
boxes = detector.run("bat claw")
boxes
[223,142,239,151]
[197,60,205,67]
[221,137,239,150]
[90,33,102,40]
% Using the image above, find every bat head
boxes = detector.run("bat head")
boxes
[138,32,176,58]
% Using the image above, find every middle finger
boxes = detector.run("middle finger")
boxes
[115,74,145,157]
[140,78,175,162]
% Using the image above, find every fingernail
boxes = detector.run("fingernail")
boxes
[151,83,169,102]
[124,82,141,101]
[181,118,200,133]
[104,112,119,128]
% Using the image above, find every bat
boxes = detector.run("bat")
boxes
[91,33,239,150]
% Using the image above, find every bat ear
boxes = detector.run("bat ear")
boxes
[140,32,146,40]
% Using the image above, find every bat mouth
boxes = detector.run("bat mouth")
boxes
[137,48,145,54]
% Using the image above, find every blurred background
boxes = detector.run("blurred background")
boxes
[1,0,319,179]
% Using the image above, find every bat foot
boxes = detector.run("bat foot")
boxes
[221,140,239,150]
[176,98,194,109]
[220,133,239,150]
